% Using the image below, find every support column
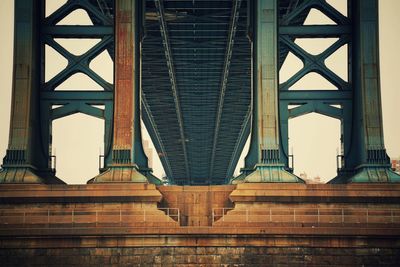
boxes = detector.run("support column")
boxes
[90,0,157,183]
[330,0,400,183]
[232,0,303,183]
[0,0,63,184]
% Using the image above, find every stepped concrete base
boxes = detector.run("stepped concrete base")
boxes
[0,183,178,228]
[0,167,65,184]
[88,166,150,183]
[329,167,400,183]
[213,183,400,230]
[232,165,304,184]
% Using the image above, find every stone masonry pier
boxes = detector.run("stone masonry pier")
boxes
[1,183,400,266]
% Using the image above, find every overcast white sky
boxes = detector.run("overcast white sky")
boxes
[0,0,399,184]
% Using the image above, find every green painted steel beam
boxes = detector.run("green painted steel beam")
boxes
[280,90,352,102]
[42,26,113,38]
[279,25,351,37]
[50,103,105,120]
[40,91,113,102]
[44,0,112,26]
[288,102,343,120]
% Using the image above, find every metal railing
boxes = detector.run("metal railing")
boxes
[0,208,180,228]
[212,207,400,226]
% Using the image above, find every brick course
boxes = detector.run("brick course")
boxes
[1,247,400,267]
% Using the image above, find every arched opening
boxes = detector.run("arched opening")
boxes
[325,43,349,82]
[45,44,68,82]
[54,38,101,56]
[279,52,303,83]
[56,9,93,26]
[295,38,339,56]
[90,50,114,84]
[304,8,336,25]
[289,72,338,90]
[289,113,341,183]
[54,72,105,91]
[326,0,348,17]
[52,113,104,184]
[45,0,68,18]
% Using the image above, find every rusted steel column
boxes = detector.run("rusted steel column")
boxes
[114,0,136,158]
[90,0,155,183]
[0,0,63,184]
[330,0,400,183]
[232,0,303,183]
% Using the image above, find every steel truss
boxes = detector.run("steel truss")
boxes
[2,0,398,185]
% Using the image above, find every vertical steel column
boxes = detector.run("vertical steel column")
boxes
[232,0,303,183]
[0,0,63,183]
[330,0,400,183]
[90,0,156,183]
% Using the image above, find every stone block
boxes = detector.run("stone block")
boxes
[197,255,221,264]
[174,247,197,255]
[160,255,175,264]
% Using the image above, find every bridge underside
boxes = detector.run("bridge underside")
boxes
[141,0,307,184]
[142,0,252,184]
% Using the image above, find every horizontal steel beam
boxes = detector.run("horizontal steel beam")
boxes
[280,90,352,102]
[279,25,351,38]
[50,103,105,120]
[42,26,113,38]
[41,91,113,102]
[288,102,343,120]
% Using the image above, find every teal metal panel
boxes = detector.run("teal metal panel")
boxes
[235,0,303,183]
[329,0,400,183]
[0,0,63,183]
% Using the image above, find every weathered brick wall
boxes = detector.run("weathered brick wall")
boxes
[1,247,400,267]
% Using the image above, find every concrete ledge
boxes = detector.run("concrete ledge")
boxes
[0,184,162,203]
[230,183,400,203]
[1,231,400,248]
[1,226,400,238]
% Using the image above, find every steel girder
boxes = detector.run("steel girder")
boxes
[154,0,191,180]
